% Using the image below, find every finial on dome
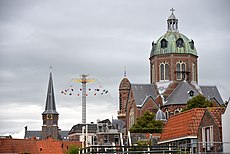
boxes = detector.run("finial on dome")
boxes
[170,8,175,14]
[167,8,178,32]
[124,67,127,77]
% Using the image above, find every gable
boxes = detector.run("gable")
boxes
[130,84,158,106]
[139,96,159,112]
[207,107,225,128]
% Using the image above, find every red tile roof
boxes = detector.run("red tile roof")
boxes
[207,107,225,128]
[159,108,205,143]
[0,138,81,154]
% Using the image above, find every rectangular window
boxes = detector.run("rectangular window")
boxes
[114,135,119,144]
[202,126,213,151]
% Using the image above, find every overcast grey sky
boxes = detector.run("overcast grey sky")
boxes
[0,0,229,137]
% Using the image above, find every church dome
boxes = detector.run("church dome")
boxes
[119,77,130,90]
[150,9,197,58]
[155,108,167,121]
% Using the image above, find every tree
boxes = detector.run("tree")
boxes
[129,111,163,133]
[66,145,80,154]
[182,94,213,112]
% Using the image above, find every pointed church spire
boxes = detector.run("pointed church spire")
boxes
[42,72,58,115]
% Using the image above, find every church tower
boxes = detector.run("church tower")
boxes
[149,9,198,85]
[117,70,131,122]
[41,72,59,140]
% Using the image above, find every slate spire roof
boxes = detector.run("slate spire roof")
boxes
[42,72,58,115]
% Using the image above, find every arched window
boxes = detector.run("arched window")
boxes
[192,63,196,82]
[165,64,169,80]
[176,38,184,48]
[176,61,186,80]
[161,39,168,49]
[159,62,169,81]
[152,64,155,83]
[160,63,164,80]
[165,109,170,119]
[182,63,186,79]
[174,108,182,115]
[189,40,195,50]
[129,107,135,127]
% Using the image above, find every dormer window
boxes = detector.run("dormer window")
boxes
[161,39,168,49]
[176,38,184,48]
[189,40,195,50]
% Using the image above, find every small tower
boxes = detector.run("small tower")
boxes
[118,69,131,122]
[42,72,59,140]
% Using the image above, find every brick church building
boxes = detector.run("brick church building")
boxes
[117,9,224,131]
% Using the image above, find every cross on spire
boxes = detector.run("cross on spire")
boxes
[124,67,127,77]
[170,8,175,14]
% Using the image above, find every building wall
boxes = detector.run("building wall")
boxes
[222,104,230,153]
[118,78,131,122]
[140,99,158,116]
[161,104,186,119]
[198,111,222,152]
[97,134,119,145]
[150,54,198,83]
[42,114,59,140]
[126,93,159,131]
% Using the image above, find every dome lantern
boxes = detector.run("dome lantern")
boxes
[167,8,178,32]
[150,9,197,57]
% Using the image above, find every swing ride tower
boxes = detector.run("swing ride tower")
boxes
[73,74,95,123]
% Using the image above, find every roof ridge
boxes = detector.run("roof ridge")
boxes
[199,85,217,87]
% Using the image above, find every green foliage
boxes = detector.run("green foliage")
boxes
[66,144,80,154]
[182,95,213,112]
[136,140,151,146]
[129,111,163,133]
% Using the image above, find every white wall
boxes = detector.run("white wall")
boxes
[222,104,230,152]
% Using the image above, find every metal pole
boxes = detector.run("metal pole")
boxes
[82,81,86,123]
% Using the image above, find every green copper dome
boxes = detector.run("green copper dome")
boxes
[150,32,197,57]
[150,9,197,58]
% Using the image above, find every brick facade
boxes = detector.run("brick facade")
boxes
[197,108,225,153]
[117,77,130,122]
[150,54,198,83]
[126,91,159,131]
